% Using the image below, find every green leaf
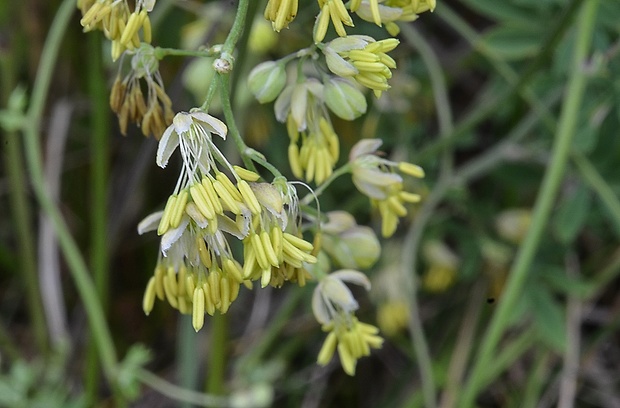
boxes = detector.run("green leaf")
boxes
[528,286,566,352]
[460,0,537,26]
[539,266,590,297]
[482,24,543,61]
[553,185,592,244]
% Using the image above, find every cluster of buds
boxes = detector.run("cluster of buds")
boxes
[349,139,425,237]
[78,0,154,60]
[324,35,399,98]
[350,0,435,35]
[313,270,384,375]
[140,111,317,331]
[109,45,174,138]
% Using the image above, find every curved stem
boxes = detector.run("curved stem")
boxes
[222,0,250,56]
[300,163,352,205]
[22,0,121,398]
[458,2,600,406]
[137,369,230,407]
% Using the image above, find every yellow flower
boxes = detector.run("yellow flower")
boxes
[349,139,424,237]
[324,35,399,97]
[264,0,299,32]
[312,269,383,375]
[376,301,409,337]
[313,0,354,43]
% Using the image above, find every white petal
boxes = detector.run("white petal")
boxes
[172,112,193,133]
[312,284,332,325]
[156,125,179,168]
[322,276,359,312]
[217,214,247,239]
[137,211,164,235]
[274,85,294,123]
[291,84,308,131]
[331,269,371,291]
[323,211,357,234]
[349,138,382,161]
[185,203,209,229]
[191,111,228,139]
[160,217,189,255]
[356,3,403,22]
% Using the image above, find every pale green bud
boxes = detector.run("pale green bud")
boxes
[324,77,367,120]
[131,43,158,78]
[324,47,358,77]
[248,61,287,103]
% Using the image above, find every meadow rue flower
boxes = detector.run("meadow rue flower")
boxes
[275,79,340,184]
[313,0,354,43]
[352,0,420,36]
[264,0,299,32]
[323,35,399,97]
[79,0,153,60]
[323,77,367,121]
[248,61,288,104]
[349,139,424,237]
[109,45,174,138]
[421,240,459,293]
[312,270,383,375]
[321,211,381,269]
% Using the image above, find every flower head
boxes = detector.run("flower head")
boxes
[349,139,424,237]
[264,0,299,32]
[313,0,354,43]
[312,270,383,375]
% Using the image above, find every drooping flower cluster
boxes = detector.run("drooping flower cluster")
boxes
[140,111,317,331]
[313,270,384,375]
[109,45,174,138]
[349,139,425,237]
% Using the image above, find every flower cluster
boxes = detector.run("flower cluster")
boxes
[140,111,317,331]
[313,270,384,375]
[78,0,155,60]
[349,139,425,237]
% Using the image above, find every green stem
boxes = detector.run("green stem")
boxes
[85,33,110,404]
[458,2,600,406]
[21,0,121,399]
[300,164,352,205]
[206,313,228,395]
[221,0,250,56]
[137,369,229,407]
[154,47,219,60]
[1,41,48,353]
[178,316,200,408]
[522,351,552,408]
[399,23,454,176]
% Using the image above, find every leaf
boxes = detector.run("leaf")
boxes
[539,266,590,297]
[553,185,592,244]
[528,286,566,352]
[460,0,537,26]
[482,24,543,61]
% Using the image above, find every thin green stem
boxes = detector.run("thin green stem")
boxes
[221,0,250,56]
[137,369,230,407]
[21,0,122,400]
[178,316,200,408]
[206,313,228,395]
[300,164,352,205]
[458,2,600,406]
[154,47,218,60]
[85,33,111,404]
[1,42,48,353]
[199,75,219,111]
[399,23,454,176]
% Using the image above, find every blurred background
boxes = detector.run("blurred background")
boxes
[1,0,620,407]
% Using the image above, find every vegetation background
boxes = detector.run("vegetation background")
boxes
[1,0,619,407]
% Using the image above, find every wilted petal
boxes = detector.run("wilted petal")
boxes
[191,111,228,139]
[138,211,164,235]
[349,138,382,161]
[156,125,179,168]
[161,217,189,255]
[331,269,371,291]
[322,276,359,313]
[312,284,332,325]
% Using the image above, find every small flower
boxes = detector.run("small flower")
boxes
[109,45,174,138]
[275,79,340,184]
[352,1,420,36]
[248,61,288,104]
[264,0,299,32]
[312,270,383,375]
[349,139,424,237]
[321,211,381,269]
[313,0,354,43]
[324,35,399,97]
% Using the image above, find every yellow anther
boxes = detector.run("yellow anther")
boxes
[213,180,241,214]
[157,194,177,235]
[178,296,191,315]
[192,287,205,331]
[170,189,188,228]
[119,11,139,47]
[196,236,212,268]
[154,265,166,300]
[142,276,156,315]
[261,268,272,288]
[163,275,179,309]
[399,191,421,203]
[252,233,270,270]
[317,331,338,366]
[387,196,407,217]
[314,4,330,43]
[202,282,216,316]
[208,271,221,306]
[166,267,178,296]
[223,258,244,283]
[216,173,244,202]
[352,60,388,73]
[288,144,303,179]
[178,265,187,297]
[270,227,284,263]
[185,274,196,299]
[260,230,280,267]
[238,180,262,215]
[219,276,231,313]
[190,184,215,220]
[142,13,152,43]
[338,343,356,375]
[201,177,223,214]
[398,162,425,178]
[233,165,260,182]
[243,244,257,279]
[229,279,240,302]
[348,49,380,63]
[283,232,314,252]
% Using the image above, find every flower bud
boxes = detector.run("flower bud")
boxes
[324,78,367,120]
[248,61,287,103]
